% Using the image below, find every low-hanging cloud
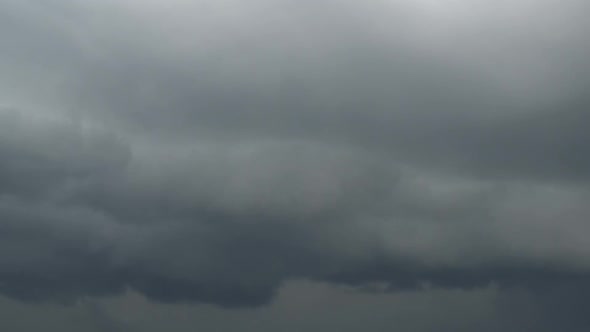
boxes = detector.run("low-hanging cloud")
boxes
[1,0,590,322]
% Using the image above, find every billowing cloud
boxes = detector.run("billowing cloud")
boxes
[1,0,590,328]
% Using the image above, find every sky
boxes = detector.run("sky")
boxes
[1,0,589,330]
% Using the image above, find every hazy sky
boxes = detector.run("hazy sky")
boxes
[1,0,589,330]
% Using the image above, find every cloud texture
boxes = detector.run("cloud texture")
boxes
[1,0,590,327]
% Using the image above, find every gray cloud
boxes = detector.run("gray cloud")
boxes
[1,0,590,329]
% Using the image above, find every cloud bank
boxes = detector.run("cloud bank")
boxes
[1,1,590,324]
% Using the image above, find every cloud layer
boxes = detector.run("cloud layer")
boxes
[1,2,590,325]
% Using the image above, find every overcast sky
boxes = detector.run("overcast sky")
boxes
[1,0,590,330]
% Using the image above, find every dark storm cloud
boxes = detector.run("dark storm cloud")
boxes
[1,2,590,330]
[0,110,129,198]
